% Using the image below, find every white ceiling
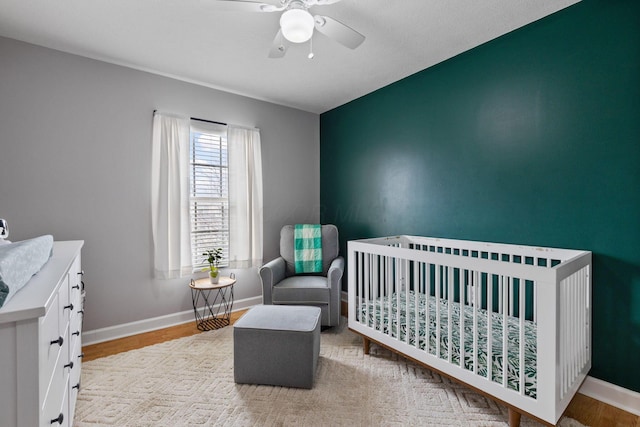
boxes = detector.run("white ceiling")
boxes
[0,0,579,114]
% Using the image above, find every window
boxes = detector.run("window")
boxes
[189,121,228,269]
[152,112,261,279]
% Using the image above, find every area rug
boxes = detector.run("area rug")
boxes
[75,319,587,426]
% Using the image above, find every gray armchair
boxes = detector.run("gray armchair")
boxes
[259,224,344,327]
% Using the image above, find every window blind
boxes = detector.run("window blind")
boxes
[189,121,229,268]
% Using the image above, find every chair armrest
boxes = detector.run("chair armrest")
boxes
[259,257,286,304]
[327,256,345,325]
[327,256,345,293]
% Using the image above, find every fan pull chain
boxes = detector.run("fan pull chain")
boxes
[308,37,314,59]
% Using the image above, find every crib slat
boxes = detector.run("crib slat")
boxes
[567,277,572,395]
[578,269,583,369]
[567,276,572,395]
[396,256,401,340]
[575,273,580,381]
[364,252,368,326]
[459,269,465,369]
[364,252,370,328]
[487,274,493,383]
[363,252,368,326]
[414,261,419,349]
[519,277,526,395]
[447,266,453,364]
[575,270,581,371]
[533,281,537,323]
[427,261,432,356]
[473,270,479,375]
[387,255,392,335]
[580,267,587,368]
[435,264,441,359]
[570,273,575,394]
[560,278,567,396]
[570,273,576,393]
[383,255,387,332]
[502,275,508,389]
[404,257,410,345]
[374,254,379,330]
[498,274,504,316]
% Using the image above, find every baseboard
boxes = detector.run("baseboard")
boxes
[82,295,262,346]
[579,376,640,416]
[340,291,640,416]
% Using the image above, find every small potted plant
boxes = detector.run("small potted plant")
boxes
[202,248,223,284]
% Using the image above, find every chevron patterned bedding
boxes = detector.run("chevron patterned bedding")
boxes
[358,290,537,398]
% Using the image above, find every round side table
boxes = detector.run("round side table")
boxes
[189,274,236,331]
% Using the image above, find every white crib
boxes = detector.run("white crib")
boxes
[348,235,591,427]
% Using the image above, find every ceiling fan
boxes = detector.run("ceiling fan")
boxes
[215,0,365,58]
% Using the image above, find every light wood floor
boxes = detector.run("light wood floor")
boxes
[82,311,638,427]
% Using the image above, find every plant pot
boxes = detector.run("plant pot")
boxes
[209,273,219,284]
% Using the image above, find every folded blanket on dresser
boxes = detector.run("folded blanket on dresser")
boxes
[0,235,54,308]
[294,224,323,274]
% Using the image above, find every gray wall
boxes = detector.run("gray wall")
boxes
[0,36,320,332]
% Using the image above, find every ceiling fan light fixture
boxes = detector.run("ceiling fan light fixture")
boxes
[280,8,314,43]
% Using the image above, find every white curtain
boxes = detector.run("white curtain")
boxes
[228,125,263,268]
[151,112,192,279]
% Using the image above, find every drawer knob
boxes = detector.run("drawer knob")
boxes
[72,284,80,290]
[64,303,74,311]
[64,361,74,370]
[78,353,85,359]
[50,413,64,425]
[72,330,80,336]
[78,309,85,316]
[50,336,64,347]
[73,382,81,391]
[77,270,85,291]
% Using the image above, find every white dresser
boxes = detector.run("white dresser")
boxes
[0,241,84,427]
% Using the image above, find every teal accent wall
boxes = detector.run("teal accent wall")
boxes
[320,0,640,392]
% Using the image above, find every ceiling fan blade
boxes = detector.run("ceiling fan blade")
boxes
[313,0,343,5]
[313,15,365,49]
[214,0,283,12]
[268,29,289,58]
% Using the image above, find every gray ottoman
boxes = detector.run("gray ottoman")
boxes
[234,305,321,389]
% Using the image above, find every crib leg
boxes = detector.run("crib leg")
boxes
[363,337,371,355]
[508,408,521,427]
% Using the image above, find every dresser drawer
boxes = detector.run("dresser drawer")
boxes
[42,374,69,427]
[68,319,82,385]
[70,283,82,316]
[59,273,71,329]
[69,257,83,307]
[68,333,82,422]
[42,327,69,427]
[69,292,83,335]
[41,292,62,392]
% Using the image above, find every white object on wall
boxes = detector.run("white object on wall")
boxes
[0,218,9,244]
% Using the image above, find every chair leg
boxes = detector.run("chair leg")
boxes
[508,408,521,427]
[363,337,371,355]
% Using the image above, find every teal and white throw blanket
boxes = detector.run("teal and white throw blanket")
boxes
[359,290,537,398]
[294,224,323,274]
[0,235,54,308]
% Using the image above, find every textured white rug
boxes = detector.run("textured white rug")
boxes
[75,319,587,426]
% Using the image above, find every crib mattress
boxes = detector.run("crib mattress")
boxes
[359,291,537,398]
